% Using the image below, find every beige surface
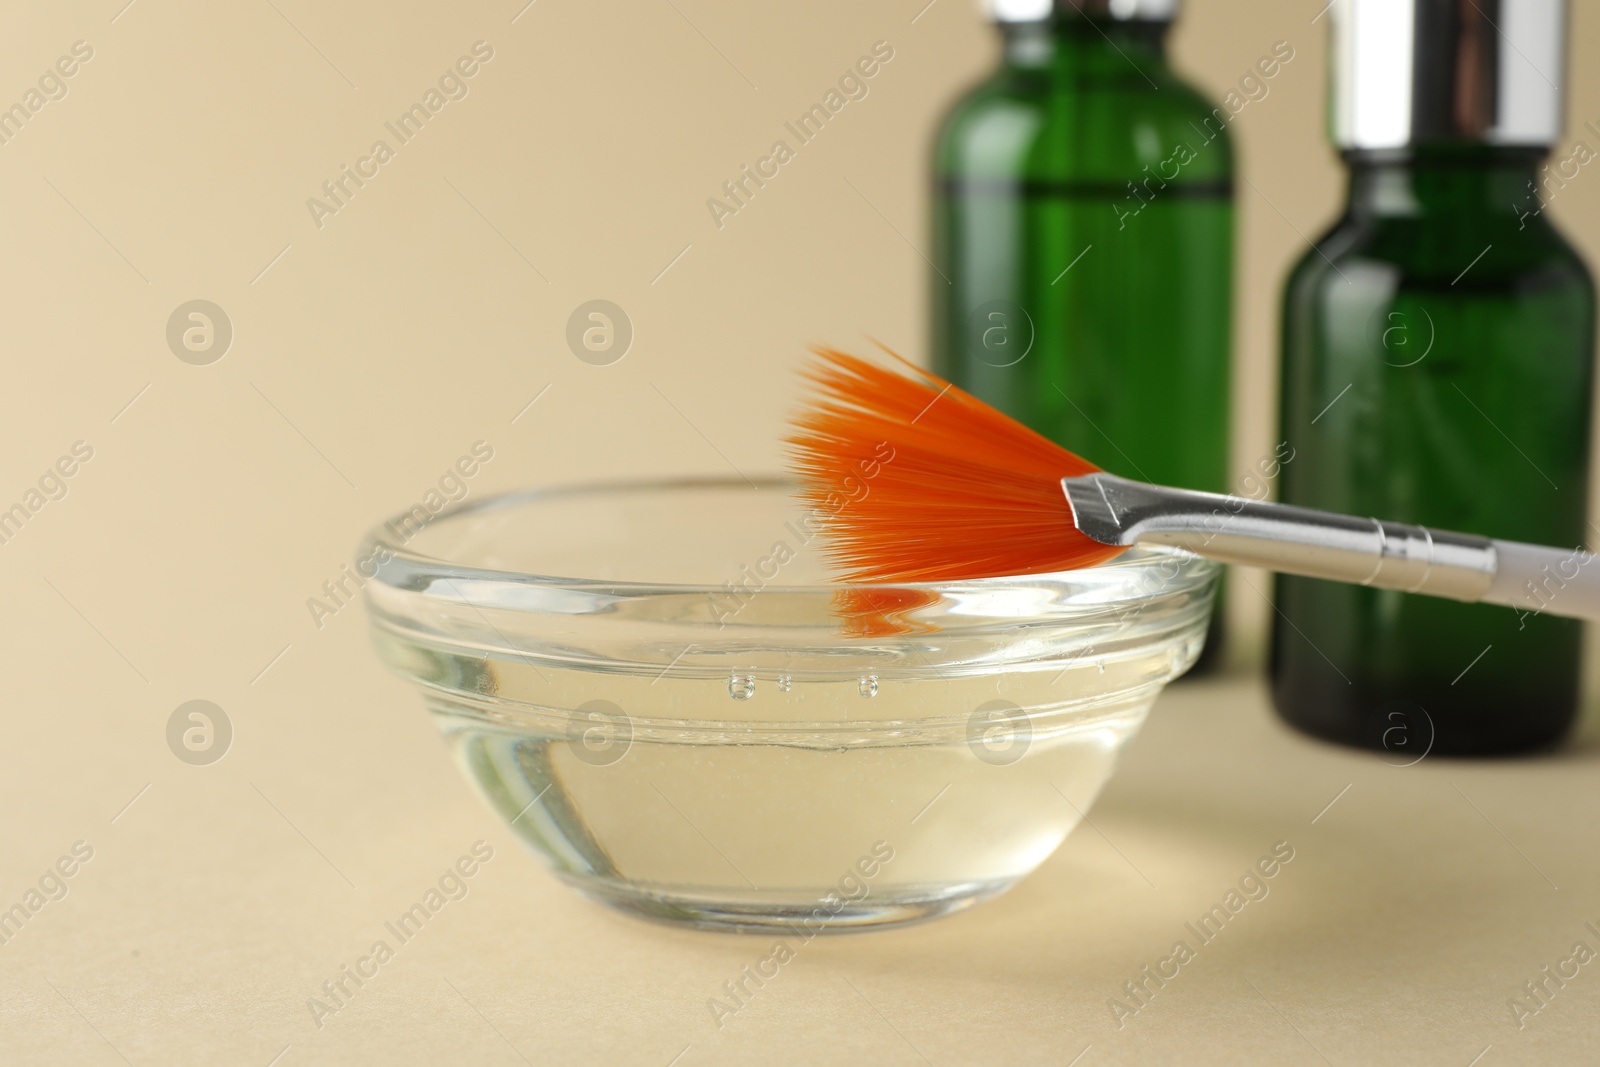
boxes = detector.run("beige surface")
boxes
[7,674,1600,1066]
[3,0,1600,1064]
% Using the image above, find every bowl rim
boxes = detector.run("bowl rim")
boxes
[360,474,1219,600]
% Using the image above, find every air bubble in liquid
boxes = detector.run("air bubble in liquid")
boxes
[777,675,793,693]
[728,674,756,701]
[858,674,879,698]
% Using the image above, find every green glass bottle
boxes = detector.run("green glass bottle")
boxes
[932,0,1243,672]
[1273,0,1594,754]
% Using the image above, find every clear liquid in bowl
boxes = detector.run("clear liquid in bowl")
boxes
[431,662,1155,931]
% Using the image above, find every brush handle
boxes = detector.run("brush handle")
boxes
[1063,474,1600,623]
[1483,541,1600,621]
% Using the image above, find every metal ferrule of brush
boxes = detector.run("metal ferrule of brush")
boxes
[1062,473,1497,602]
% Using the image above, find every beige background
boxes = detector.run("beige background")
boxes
[2,1,1599,1064]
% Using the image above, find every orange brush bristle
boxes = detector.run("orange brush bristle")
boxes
[786,347,1127,583]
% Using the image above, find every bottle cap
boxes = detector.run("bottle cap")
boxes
[986,0,1179,23]
[1329,0,1567,149]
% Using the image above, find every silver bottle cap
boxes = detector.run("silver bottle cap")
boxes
[986,0,1179,23]
[1329,0,1567,150]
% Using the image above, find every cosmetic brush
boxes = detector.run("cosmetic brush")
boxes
[788,349,1600,621]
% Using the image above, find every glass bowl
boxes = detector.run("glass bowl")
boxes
[361,477,1217,932]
